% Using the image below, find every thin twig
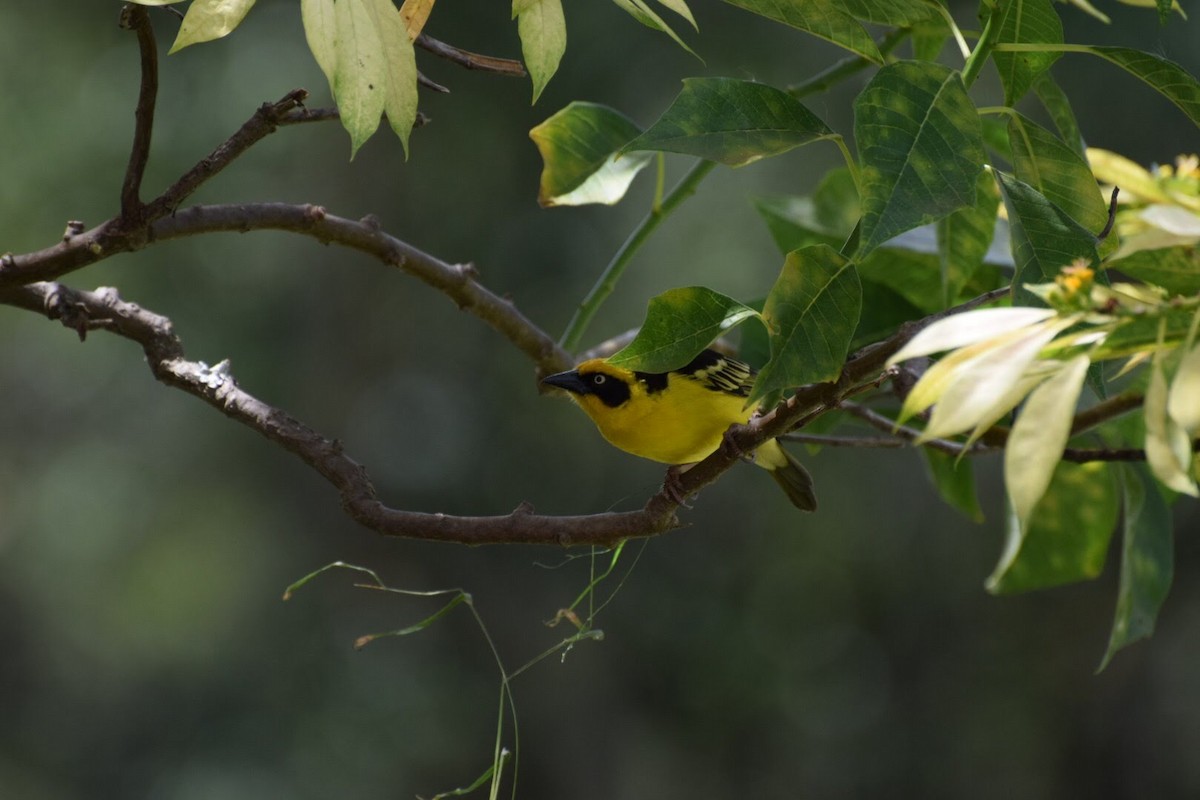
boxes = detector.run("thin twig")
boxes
[416,33,526,77]
[1097,186,1120,242]
[118,4,158,222]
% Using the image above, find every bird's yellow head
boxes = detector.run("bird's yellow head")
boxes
[541,359,644,420]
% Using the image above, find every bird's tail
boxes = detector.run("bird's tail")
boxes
[755,439,817,512]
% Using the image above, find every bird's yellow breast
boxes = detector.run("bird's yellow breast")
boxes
[574,372,754,464]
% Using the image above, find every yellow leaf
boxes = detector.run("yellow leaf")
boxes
[1146,353,1199,495]
[399,0,436,40]
[1005,355,1091,526]
[1168,343,1200,434]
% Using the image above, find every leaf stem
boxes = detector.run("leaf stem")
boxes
[558,159,717,352]
[960,1,1003,89]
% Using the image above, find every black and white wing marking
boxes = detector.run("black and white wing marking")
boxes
[675,349,754,397]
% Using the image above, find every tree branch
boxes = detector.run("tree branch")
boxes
[117,4,158,222]
[416,33,527,77]
[0,281,677,547]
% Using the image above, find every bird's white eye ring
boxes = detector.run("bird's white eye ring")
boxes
[592,374,607,385]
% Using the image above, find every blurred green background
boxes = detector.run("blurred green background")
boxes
[2,1,1199,798]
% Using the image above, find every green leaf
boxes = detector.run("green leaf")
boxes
[754,196,844,253]
[1005,355,1090,527]
[837,0,935,26]
[608,287,760,372]
[937,169,1001,307]
[625,78,835,168]
[529,102,651,207]
[1099,464,1174,671]
[1033,72,1085,159]
[168,0,257,52]
[1007,112,1111,254]
[911,19,951,63]
[722,0,882,63]
[654,0,699,29]
[1108,246,1200,296]
[750,245,861,401]
[854,61,985,257]
[365,0,418,156]
[610,0,699,57]
[987,461,1119,594]
[852,280,924,347]
[994,170,1099,306]
[923,449,984,523]
[993,0,1063,105]
[1079,46,1200,129]
[515,0,566,103]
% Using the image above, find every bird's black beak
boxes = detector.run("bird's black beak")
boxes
[542,369,587,395]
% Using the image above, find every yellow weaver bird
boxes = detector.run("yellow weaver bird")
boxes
[542,348,817,511]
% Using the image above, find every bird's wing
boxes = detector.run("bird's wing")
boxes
[676,349,754,397]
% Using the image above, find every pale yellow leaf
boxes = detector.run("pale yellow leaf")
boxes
[516,0,566,103]
[302,0,338,92]
[1005,355,1091,526]
[169,0,257,53]
[1146,354,1199,495]
[365,0,418,156]
[921,317,1076,441]
[335,0,387,157]
[1168,343,1200,434]
[887,307,1057,366]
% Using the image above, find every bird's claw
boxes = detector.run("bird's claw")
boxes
[662,465,694,508]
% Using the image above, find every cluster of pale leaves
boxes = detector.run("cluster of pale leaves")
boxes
[887,276,1200,536]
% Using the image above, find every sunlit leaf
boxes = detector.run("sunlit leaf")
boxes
[1087,148,1174,205]
[722,0,882,63]
[611,0,699,57]
[529,102,651,207]
[515,0,566,103]
[751,245,861,401]
[169,0,257,53]
[1099,464,1174,671]
[854,61,985,257]
[1005,355,1090,526]
[1007,112,1111,254]
[1168,342,1200,434]
[888,307,1057,365]
[608,287,760,372]
[625,78,835,167]
[921,317,1074,441]
[993,0,1063,105]
[923,449,984,522]
[1145,349,1199,495]
[987,462,1119,593]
